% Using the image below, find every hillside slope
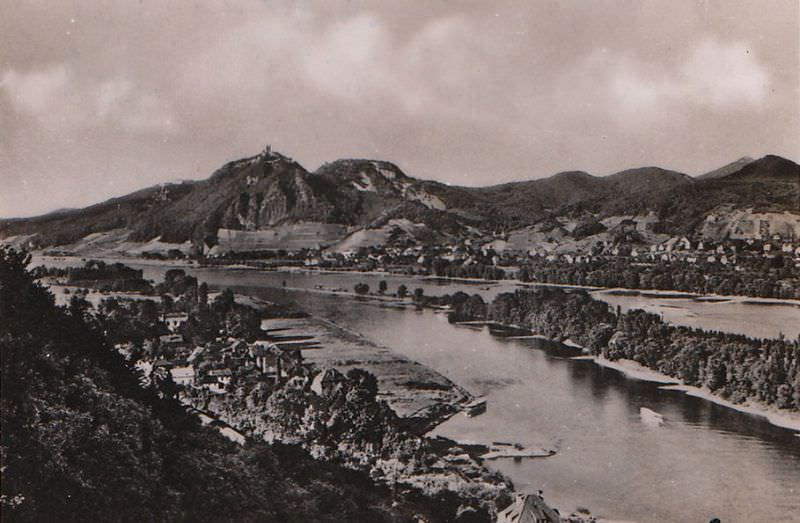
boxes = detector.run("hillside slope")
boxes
[698,157,754,180]
[1,149,797,253]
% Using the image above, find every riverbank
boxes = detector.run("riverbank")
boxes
[659,384,800,433]
[571,355,679,385]
[451,316,800,434]
[33,253,800,308]
[282,264,800,305]
[571,355,800,433]
[593,286,800,306]
[41,270,469,433]
[260,314,471,432]
[466,319,800,434]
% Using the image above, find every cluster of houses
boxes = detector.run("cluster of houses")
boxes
[303,245,435,271]
[299,231,800,274]
[136,313,314,396]
[195,215,800,277]
[528,235,800,269]
[302,242,505,273]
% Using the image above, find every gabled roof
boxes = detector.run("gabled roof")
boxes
[497,494,560,523]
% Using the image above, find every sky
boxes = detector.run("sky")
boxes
[1,0,798,218]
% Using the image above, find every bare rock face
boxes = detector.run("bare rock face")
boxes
[219,159,336,230]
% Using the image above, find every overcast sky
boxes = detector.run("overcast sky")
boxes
[1,0,798,218]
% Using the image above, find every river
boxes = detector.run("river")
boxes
[35,259,800,522]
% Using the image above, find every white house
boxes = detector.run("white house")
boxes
[208,368,232,386]
[170,365,196,386]
[162,312,188,332]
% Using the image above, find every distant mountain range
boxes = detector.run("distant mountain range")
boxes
[1,148,798,255]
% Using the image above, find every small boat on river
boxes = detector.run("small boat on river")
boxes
[640,406,665,426]
[482,442,556,461]
[464,398,487,417]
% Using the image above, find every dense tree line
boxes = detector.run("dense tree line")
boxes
[34,259,153,292]
[518,256,800,299]
[449,287,800,411]
[414,292,488,323]
[0,248,484,522]
[430,259,507,281]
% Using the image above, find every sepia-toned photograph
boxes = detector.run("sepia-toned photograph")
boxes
[1,1,798,522]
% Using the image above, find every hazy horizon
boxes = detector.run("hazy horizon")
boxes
[2,0,798,218]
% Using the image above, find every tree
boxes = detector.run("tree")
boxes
[68,294,91,321]
[354,283,370,295]
[378,280,388,294]
[214,288,235,313]
[161,294,174,313]
[397,284,408,298]
[346,368,379,400]
[198,282,209,309]
[152,367,180,399]
[413,288,424,302]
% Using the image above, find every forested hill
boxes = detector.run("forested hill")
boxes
[0,149,797,252]
[0,248,446,522]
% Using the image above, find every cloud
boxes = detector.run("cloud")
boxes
[1,65,69,115]
[299,13,479,115]
[174,9,503,129]
[605,37,770,125]
[681,38,769,108]
[1,65,177,135]
[302,13,392,102]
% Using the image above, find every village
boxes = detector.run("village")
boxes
[187,221,800,300]
[132,310,313,399]
[187,230,800,271]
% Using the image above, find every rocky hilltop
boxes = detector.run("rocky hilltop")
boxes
[1,147,798,255]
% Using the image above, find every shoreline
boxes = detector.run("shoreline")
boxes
[42,274,468,432]
[282,264,800,305]
[659,384,800,433]
[259,313,472,425]
[33,253,800,306]
[572,355,800,433]
[312,315,475,428]
[571,355,680,385]
[449,316,800,434]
